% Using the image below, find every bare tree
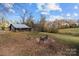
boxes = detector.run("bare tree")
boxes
[39,15,47,32]
[20,9,28,24]
[26,14,35,28]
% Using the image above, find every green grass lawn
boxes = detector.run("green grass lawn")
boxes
[41,31,79,55]
[40,28,79,47]
[47,34,79,44]
[58,28,79,36]
[43,33,79,45]
[39,28,79,52]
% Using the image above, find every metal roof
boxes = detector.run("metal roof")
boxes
[11,24,31,28]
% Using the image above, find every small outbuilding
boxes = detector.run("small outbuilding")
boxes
[9,24,32,31]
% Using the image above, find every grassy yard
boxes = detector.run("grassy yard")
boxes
[48,28,79,47]
[37,28,79,45]
[0,31,71,56]
[41,28,79,55]
[44,33,79,45]
[0,28,79,55]
[58,28,79,36]
[56,28,79,46]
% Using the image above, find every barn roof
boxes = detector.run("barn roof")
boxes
[11,24,31,29]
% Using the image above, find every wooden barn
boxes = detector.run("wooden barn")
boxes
[9,24,32,31]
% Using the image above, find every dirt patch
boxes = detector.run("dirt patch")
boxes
[0,31,73,56]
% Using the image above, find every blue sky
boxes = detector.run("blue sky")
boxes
[0,3,79,23]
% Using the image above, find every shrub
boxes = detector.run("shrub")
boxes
[1,24,6,30]
[47,27,58,33]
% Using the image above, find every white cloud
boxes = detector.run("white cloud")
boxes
[47,3,62,12]
[66,13,71,17]
[37,3,46,11]
[66,13,74,19]
[2,3,15,14]
[9,9,15,13]
[53,15,64,19]
[41,11,49,15]
[37,3,62,11]
[47,15,64,21]
[36,3,62,15]
[74,5,78,9]
[22,9,26,13]
[3,3,14,9]
[36,3,49,15]
[74,13,78,16]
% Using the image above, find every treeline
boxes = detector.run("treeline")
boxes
[0,14,79,33]
[1,14,79,33]
[53,19,79,29]
[21,15,58,33]
[20,15,79,33]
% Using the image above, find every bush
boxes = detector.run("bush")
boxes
[47,27,58,33]
[48,24,58,33]
[1,24,6,30]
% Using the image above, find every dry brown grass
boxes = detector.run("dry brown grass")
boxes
[0,31,72,56]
